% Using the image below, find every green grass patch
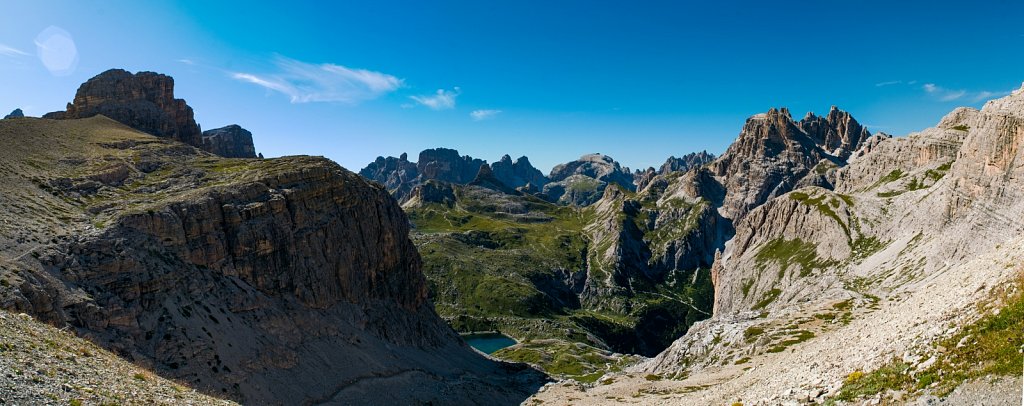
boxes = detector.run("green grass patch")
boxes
[834,362,915,401]
[789,191,849,236]
[494,340,636,383]
[743,326,765,341]
[755,238,836,278]
[752,288,782,310]
[850,236,887,262]
[869,169,905,191]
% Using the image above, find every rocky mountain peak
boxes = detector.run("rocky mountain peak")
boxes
[475,161,495,178]
[46,69,203,148]
[981,81,1024,116]
[403,180,457,208]
[417,147,487,185]
[543,153,636,205]
[549,153,630,182]
[659,150,716,175]
[800,105,871,158]
[937,107,980,130]
[469,162,520,195]
[709,105,870,220]
[491,153,547,189]
[4,108,24,119]
[201,124,257,158]
[359,153,419,198]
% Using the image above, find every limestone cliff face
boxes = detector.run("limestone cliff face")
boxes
[359,152,419,198]
[490,154,548,189]
[658,151,716,175]
[358,148,488,203]
[200,125,257,159]
[640,84,1024,381]
[402,179,457,208]
[799,106,872,159]
[705,91,1024,319]
[417,148,487,185]
[709,107,870,221]
[0,117,542,405]
[49,69,203,148]
[709,188,859,316]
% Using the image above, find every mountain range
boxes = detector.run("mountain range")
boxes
[1,68,1021,405]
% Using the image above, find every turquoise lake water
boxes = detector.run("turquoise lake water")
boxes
[462,333,516,354]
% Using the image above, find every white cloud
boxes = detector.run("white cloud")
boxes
[969,90,1010,103]
[875,80,901,87]
[470,109,502,121]
[177,58,195,65]
[0,43,29,57]
[923,83,966,101]
[923,83,1009,103]
[410,87,460,110]
[231,56,403,104]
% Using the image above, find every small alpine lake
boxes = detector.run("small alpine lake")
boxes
[461,332,517,354]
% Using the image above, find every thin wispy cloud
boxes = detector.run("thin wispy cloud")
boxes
[177,58,195,65]
[875,80,902,87]
[470,109,502,121]
[968,90,1009,103]
[922,83,1010,103]
[231,56,403,104]
[410,87,460,110]
[0,44,29,57]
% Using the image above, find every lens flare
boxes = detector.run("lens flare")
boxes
[35,26,78,77]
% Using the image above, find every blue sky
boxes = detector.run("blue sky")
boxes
[1,1,1022,173]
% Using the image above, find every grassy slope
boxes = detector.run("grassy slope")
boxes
[0,116,327,250]
[831,272,1023,403]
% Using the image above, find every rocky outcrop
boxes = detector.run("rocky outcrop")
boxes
[709,107,870,220]
[0,117,543,405]
[417,148,487,185]
[634,167,658,192]
[4,108,24,119]
[359,152,419,198]
[200,125,257,158]
[631,84,1024,403]
[543,154,635,206]
[798,106,871,159]
[490,154,548,189]
[46,69,203,148]
[659,150,716,175]
[402,180,457,208]
[359,148,491,203]
[573,173,723,355]
[469,164,520,195]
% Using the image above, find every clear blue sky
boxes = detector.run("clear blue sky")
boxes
[2,1,1022,173]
